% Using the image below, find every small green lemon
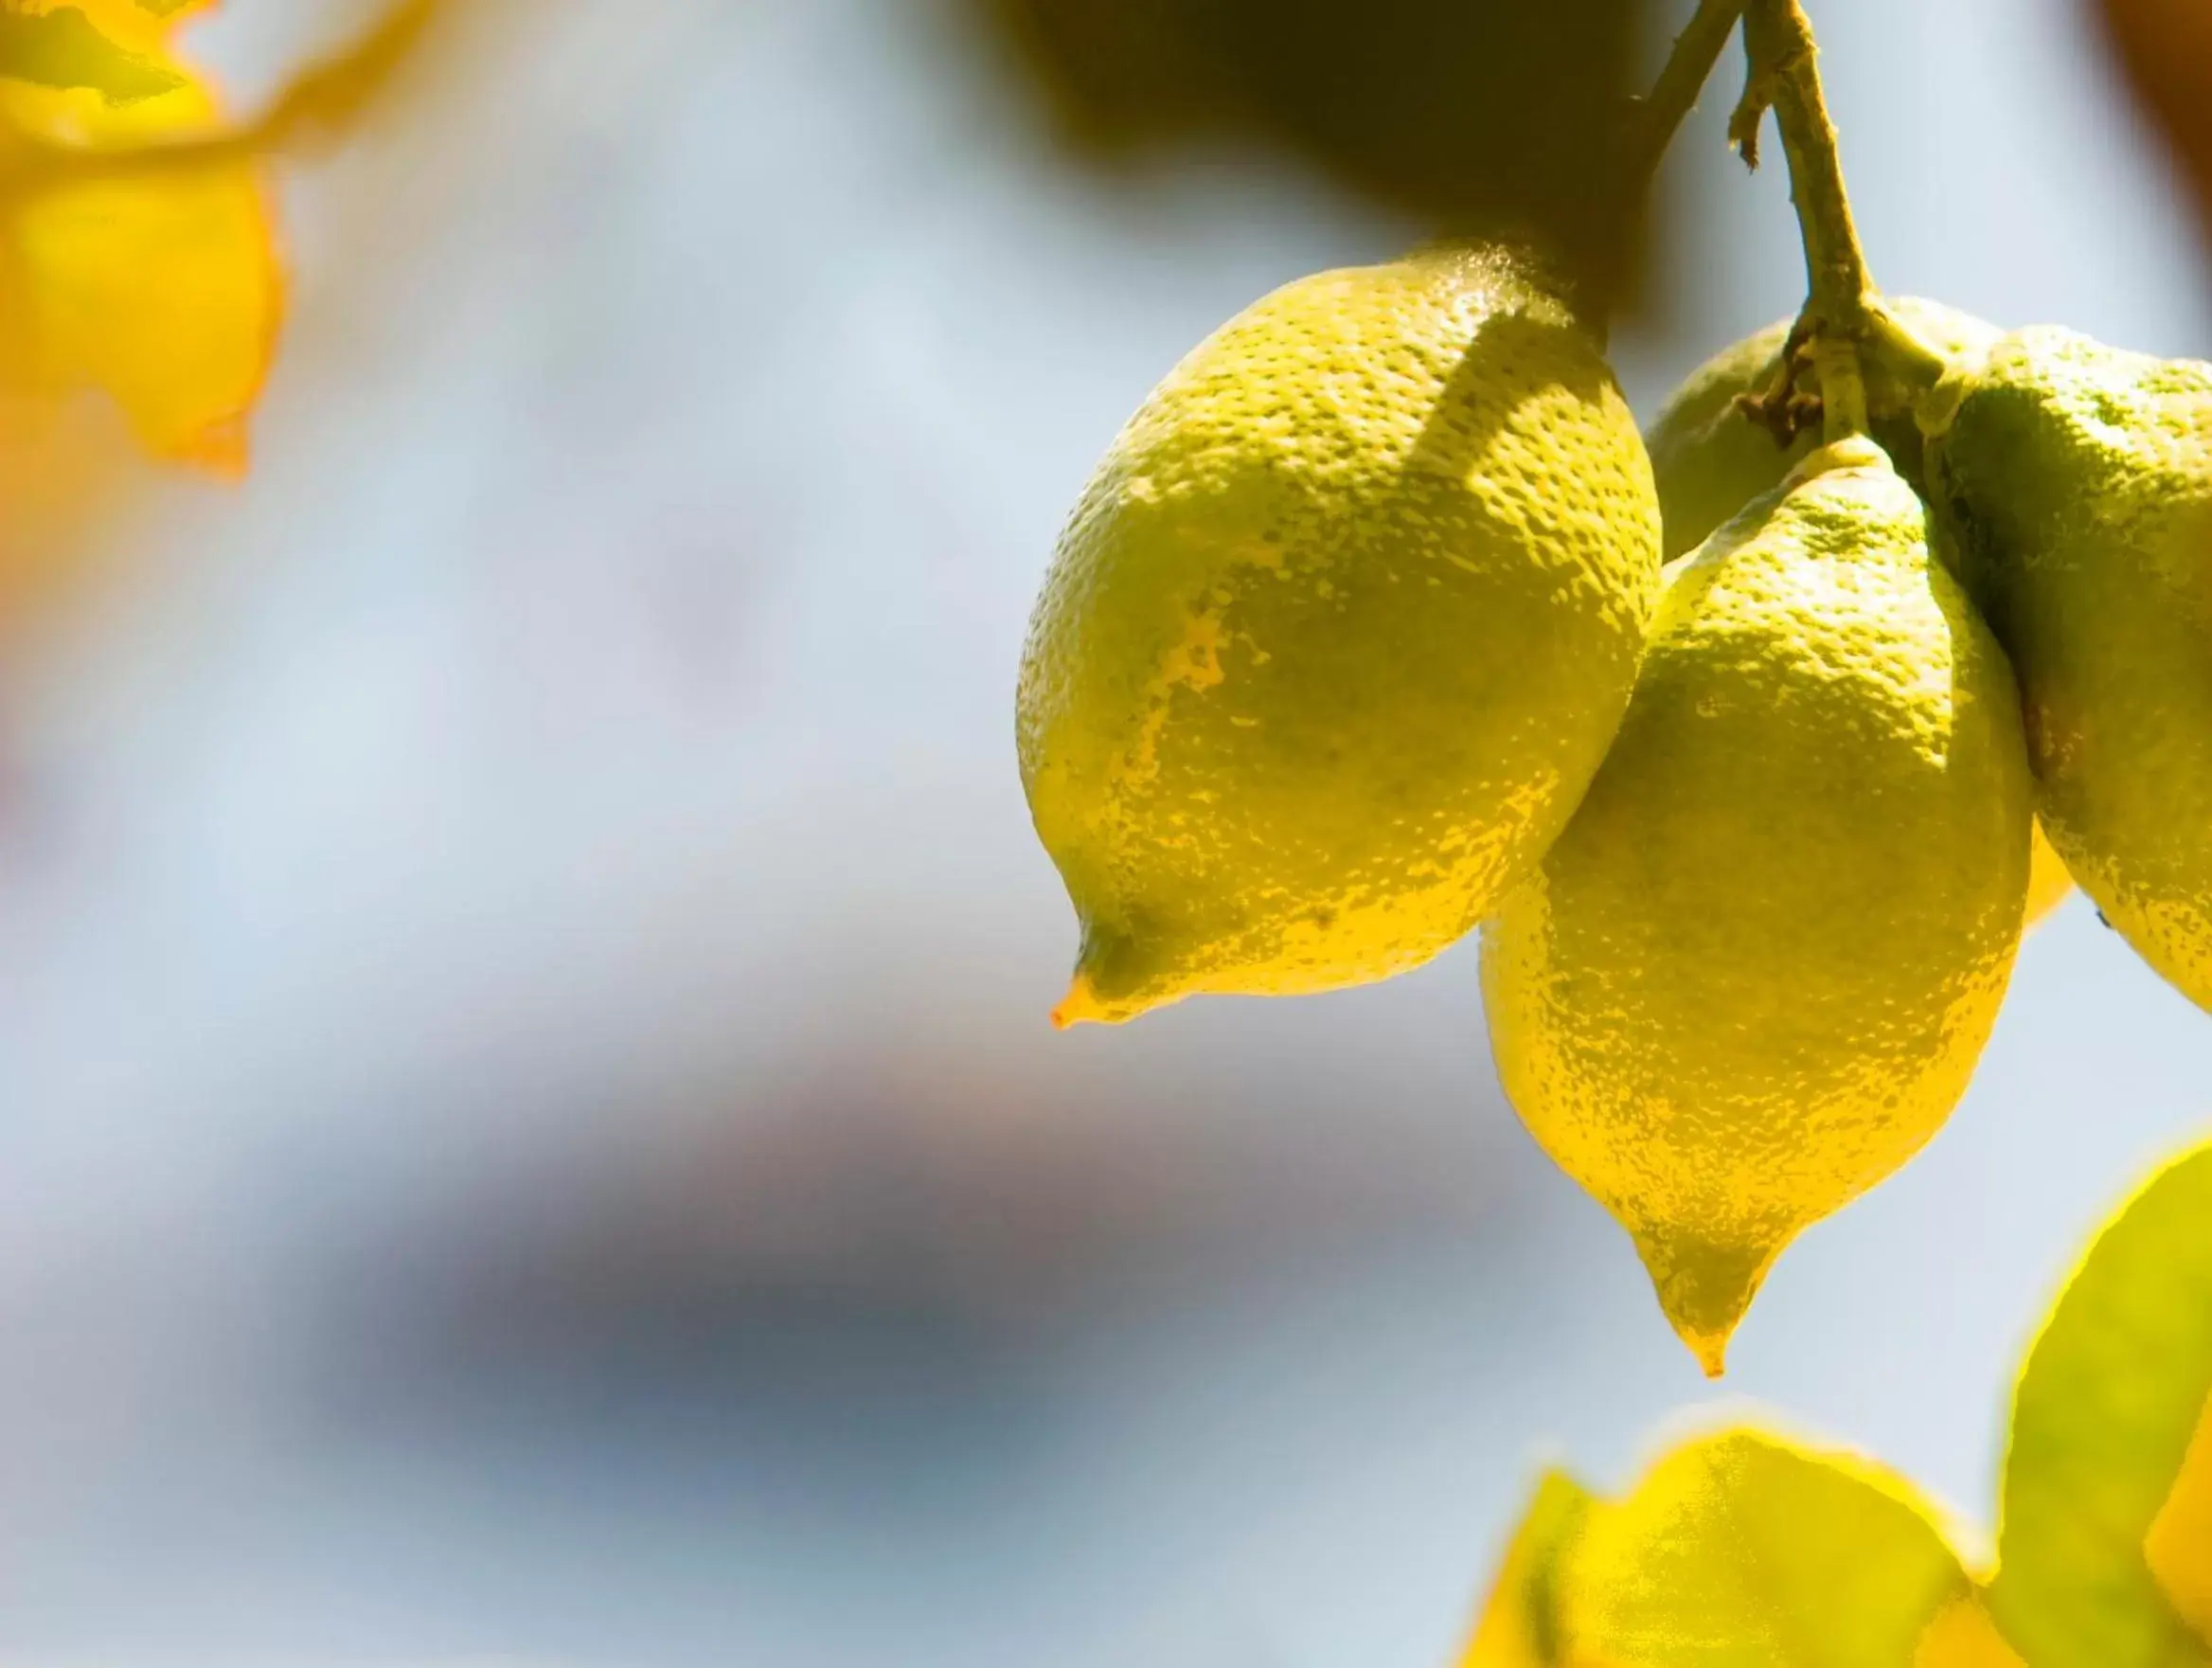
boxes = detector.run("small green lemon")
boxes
[1019,243,1661,1025]
[1482,438,2032,1373]
[1926,327,2212,1011]
[1648,299,2076,930]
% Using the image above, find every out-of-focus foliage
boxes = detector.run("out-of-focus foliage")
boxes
[2098,0,2212,237]
[1471,1431,1991,1666]
[1460,1471,1593,1667]
[2150,1401,2212,1645]
[1991,1140,2212,1667]
[956,0,1647,304]
[0,0,434,624]
[0,1,275,470]
[0,0,275,619]
[1460,1135,2212,1666]
[0,5,183,100]
[1562,1431,1977,1663]
[962,0,2212,307]
[0,66,281,472]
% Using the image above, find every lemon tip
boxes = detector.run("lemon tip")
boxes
[1636,1230,1774,1381]
[1050,974,1108,1030]
[1687,1329,1732,1380]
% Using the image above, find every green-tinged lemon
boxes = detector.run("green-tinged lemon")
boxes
[1482,438,2032,1373]
[1648,299,2075,929]
[1020,242,1661,1026]
[1925,327,2212,1010]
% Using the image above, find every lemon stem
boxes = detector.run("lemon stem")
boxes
[1625,0,1750,195]
[0,0,437,195]
[1736,0,1878,440]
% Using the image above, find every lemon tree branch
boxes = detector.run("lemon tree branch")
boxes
[0,0,437,194]
[1736,0,1877,439]
[1625,0,1750,195]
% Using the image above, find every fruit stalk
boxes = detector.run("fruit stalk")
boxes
[1736,0,1881,439]
[1625,0,1750,193]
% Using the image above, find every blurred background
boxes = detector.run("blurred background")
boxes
[0,0,2208,1662]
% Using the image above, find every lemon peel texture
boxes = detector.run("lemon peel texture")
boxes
[1647,300,2074,932]
[1482,438,2032,1373]
[1019,243,1661,1025]
[1927,326,2212,1010]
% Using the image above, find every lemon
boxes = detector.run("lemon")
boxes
[1482,438,2032,1373]
[1020,243,1661,1025]
[1926,327,2212,1010]
[1648,300,2073,929]
[1646,296,2000,563]
[2023,828,2076,928]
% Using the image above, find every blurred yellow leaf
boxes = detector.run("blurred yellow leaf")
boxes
[0,47,281,470]
[1990,1139,2212,1667]
[1914,1597,2027,1668]
[71,1,222,51]
[1458,1470,1594,1667]
[0,394,143,624]
[2147,1393,2212,1646]
[0,3,184,101]
[1557,1428,1973,1666]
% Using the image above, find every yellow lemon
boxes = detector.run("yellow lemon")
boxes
[2023,828,2076,928]
[1020,243,1661,1025]
[1482,438,2032,1373]
[1927,327,2212,1009]
[1649,301,2073,929]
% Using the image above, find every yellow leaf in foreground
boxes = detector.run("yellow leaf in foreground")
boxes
[1459,1470,1594,1667]
[0,60,283,469]
[2147,1392,2212,1646]
[1990,1139,2212,1667]
[0,4,185,102]
[1914,1596,2027,1668]
[1558,1428,1973,1667]
[63,1,223,58]
[0,398,137,621]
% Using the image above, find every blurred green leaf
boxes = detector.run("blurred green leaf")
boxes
[1559,1428,1973,1665]
[958,0,1650,306]
[1991,1139,2212,1667]
[0,6,183,101]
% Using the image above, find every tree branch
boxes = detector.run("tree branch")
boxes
[1735,0,1881,442]
[1624,0,1750,195]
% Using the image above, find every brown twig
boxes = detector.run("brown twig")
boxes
[1625,0,1751,194]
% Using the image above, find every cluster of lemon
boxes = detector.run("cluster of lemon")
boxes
[1016,242,2212,1371]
